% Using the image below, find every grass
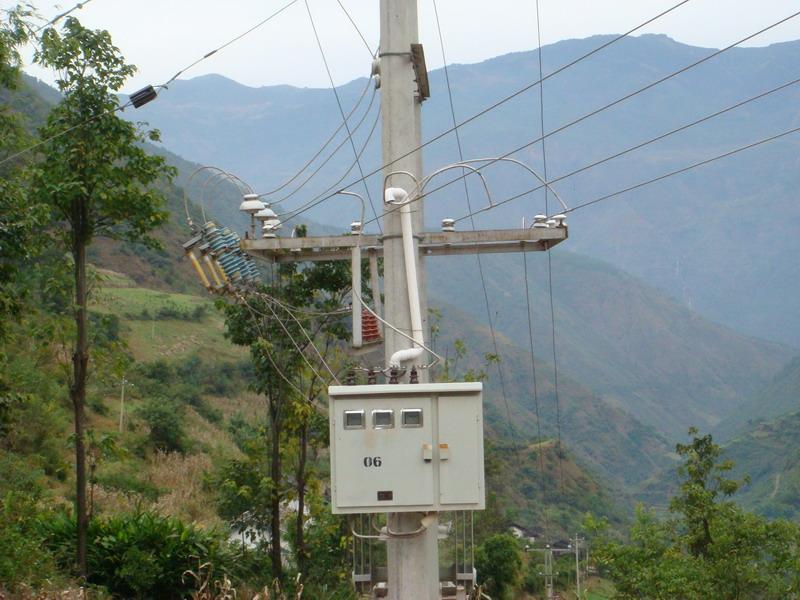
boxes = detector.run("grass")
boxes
[91,277,245,364]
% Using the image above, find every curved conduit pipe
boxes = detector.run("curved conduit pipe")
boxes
[384,186,425,368]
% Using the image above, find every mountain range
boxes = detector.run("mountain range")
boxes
[129,33,800,350]
[13,32,800,520]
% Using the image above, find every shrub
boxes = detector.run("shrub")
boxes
[475,534,522,600]
[39,511,233,599]
[96,464,163,501]
[137,397,187,453]
[0,454,62,591]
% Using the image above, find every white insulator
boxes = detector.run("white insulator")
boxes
[254,206,277,221]
[240,194,265,215]
[441,218,455,232]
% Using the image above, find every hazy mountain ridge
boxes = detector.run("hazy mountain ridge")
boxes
[428,251,791,438]
[11,37,799,507]
[715,354,800,441]
[129,34,800,348]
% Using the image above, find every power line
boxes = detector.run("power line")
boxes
[277,0,693,223]
[0,98,134,168]
[279,103,382,224]
[162,0,301,88]
[0,0,301,169]
[274,86,380,206]
[522,251,549,537]
[34,0,95,34]
[303,0,382,232]
[431,0,517,444]
[532,0,565,492]
[335,0,377,58]
[451,74,800,222]
[257,76,375,199]
[564,124,800,214]
[358,7,800,228]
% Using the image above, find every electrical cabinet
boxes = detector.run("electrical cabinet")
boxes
[328,382,485,514]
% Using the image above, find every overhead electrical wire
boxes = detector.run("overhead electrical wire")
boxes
[33,0,94,33]
[161,0,302,88]
[0,0,300,168]
[235,293,309,399]
[532,0,566,492]
[242,289,339,385]
[335,0,377,58]
[278,104,382,222]
[450,74,800,222]
[256,76,375,199]
[355,6,800,229]
[431,0,518,445]
[447,123,800,228]
[273,85,380,206]
[278,0,693,223]
[563,124,800,215]
[303,0,382,232]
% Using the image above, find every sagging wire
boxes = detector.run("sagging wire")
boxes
[530,0,566,492]
[267,0,694,224]
[444,74,800,223]
[278,103,382,225]
[303,0,382,231]
[255,75,376,199]
[272,83,379,207]
[0,0,299,169]
[247,293,341,385]
[335,0,377,58]
[33,0,94,34]
[160,0,302,89]
[431,0,518,463]
[182,166,253,230]
[302,6,800,230]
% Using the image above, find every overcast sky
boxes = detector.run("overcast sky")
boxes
[9,0,800,93]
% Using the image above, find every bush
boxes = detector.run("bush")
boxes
[0,455,61,591]
[475,534,522,600]
[96,464,163,501]
[137,397,187,453]
[39,511,233,599]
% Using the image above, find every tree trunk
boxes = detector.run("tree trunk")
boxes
[71,231,89,579]
[295,421,308,578]
[269,392,283,580]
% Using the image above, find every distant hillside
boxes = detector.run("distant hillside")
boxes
[432,300,673,489]
[715,355,800,441]
[484,440,629,536]
[429,251,790,439]
[127,34,800,349]
[725,411,800,520]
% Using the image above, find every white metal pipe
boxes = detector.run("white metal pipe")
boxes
[385,187,425,368]
[400,201,424,347]
[352,245,362,348]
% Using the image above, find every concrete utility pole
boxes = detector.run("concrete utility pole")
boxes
[118,375,130,433]
[378,1,440,598]
[242,1,568,596]
[544,545,554,600]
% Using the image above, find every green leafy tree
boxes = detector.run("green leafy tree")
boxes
[33,17,174,576]
[592,429,800,599]
[475,533,522,600]
[0,4,46,340]
[218,257,350,581]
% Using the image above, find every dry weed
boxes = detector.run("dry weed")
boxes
[149,451,221,526]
